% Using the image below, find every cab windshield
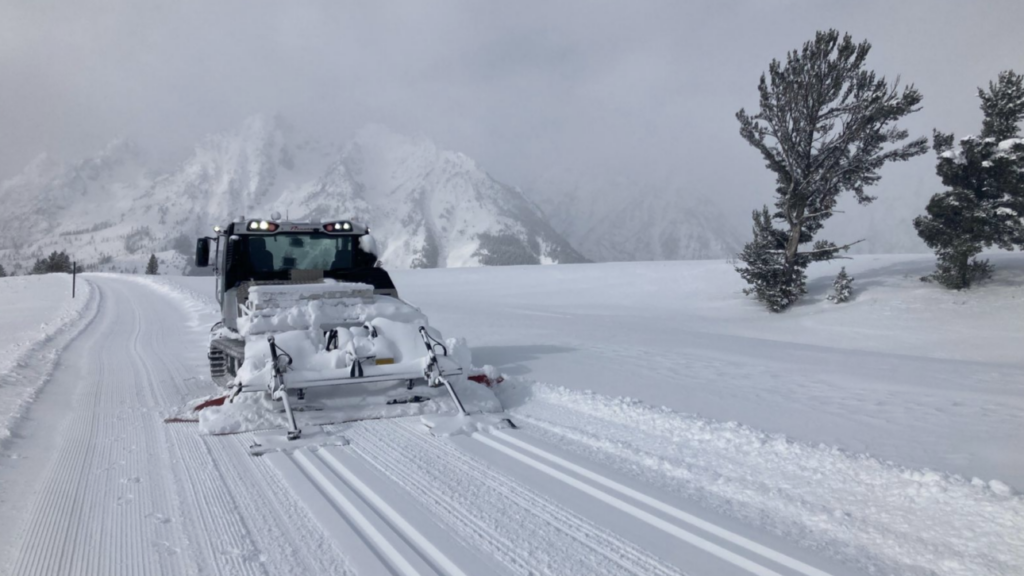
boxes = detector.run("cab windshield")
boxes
[246,233,353,272]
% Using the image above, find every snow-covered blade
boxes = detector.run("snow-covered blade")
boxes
[239,282,379,335]
[206,283,504,440]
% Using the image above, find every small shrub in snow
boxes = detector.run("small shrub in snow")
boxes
[827,267,854,303]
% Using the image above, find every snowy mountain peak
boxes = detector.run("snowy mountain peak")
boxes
[0,118,585,273]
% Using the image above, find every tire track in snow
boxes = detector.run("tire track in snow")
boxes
[333,420,687,576]
[465,430,834,576]
[501,386,1024,576]
[269,446,452,576]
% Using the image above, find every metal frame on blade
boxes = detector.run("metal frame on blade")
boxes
[262,326,469,440]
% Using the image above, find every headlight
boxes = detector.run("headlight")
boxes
[259,221,269,230]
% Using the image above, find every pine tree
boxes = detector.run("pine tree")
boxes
[30,250,73,274]
[735,30,927,311]
[736,207,807,311]
[145,254,159,275]
[0,263,6,278]
[980,71,1024,141]
[914,70,1024,289]
[827,267,854,303]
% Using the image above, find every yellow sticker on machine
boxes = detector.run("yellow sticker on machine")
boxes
[375,358,395,365]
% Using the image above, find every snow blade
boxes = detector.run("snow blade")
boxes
[162,393,231,423]
[193,394,229,411]
[468,370,504,387]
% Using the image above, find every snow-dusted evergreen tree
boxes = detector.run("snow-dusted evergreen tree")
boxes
[0,263,6,277]
[30,251,73,274]
[914,70,1024,289]
[145,254,159,275]
[735,30,927,311]
[736,207,806,311]
[980,70,1024,142]
[827,267,854,303]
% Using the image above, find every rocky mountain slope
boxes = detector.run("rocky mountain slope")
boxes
[0,116,585,273]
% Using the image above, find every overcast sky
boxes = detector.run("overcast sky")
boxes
[2,0,1022,231]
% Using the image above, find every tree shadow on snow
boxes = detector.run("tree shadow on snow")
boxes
[471,344,576,376]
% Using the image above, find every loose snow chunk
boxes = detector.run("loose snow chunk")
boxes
[359,234,380,258]
[989,479,1015,497]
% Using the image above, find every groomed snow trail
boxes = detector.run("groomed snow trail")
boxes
[0,276,353,576]
[497,383,1024,576]
[5,272,1017,576]
[265,418,859,576]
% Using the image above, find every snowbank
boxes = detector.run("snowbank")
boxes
[0,274,96,448]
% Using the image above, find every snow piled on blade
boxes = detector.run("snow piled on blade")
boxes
[240,281,380,335]
[192,376,505,437]
[498,379,1024,576]
[198,392,286,435]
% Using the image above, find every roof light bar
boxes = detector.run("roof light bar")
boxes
[324,221,354,233]
[247,220,278,232]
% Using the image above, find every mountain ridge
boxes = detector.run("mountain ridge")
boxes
[0,116,586,274]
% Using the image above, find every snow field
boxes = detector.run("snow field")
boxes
[393,254,1024,487]
[31,256,1022,576]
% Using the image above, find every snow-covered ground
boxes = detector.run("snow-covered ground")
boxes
[392,254,1024,488]
[0,274,94,448]
[0,255,1021,576]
